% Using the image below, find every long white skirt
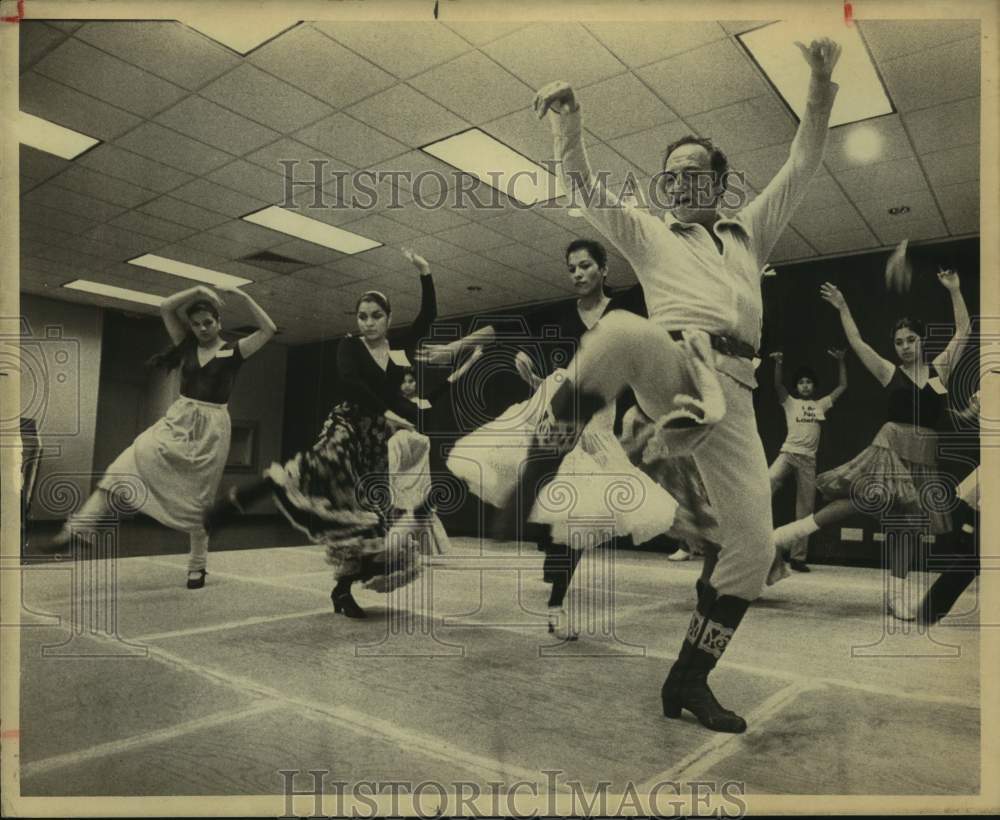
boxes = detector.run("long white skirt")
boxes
[98,396,231,532]
[447,371,679,547]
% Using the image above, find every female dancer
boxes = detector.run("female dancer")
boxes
[205,250,436,618]
[50,284,276,589]
[774,270,970,618]
[419,244,726,639]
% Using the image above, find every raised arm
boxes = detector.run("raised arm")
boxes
[826,348,848,404]
[741,38,841,266]
[216,286,277,360]
[931,269,971,388]
[414,324,497,368]
[536,81,661,272]
[158,286,218,345]
[820,282,895,386]
[770,351,789,404]
[393,250,437,352]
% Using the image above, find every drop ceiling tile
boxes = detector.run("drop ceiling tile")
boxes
[21,221,76,246]
[342,214,422,245]
[178,230,262,261]
[19,71,142,141]
[83,224,166,255]
[410,51,534,125]
[880,37,980,113]
[853,188,943,236]
[577,73,678,142]
[155,96,281,155]
[115,122,235,175]
[20,202,99,235]
[48,166,159,208]
[52,233,131,262]
[74,21,241,89]
[387,237,468,268]
[379,201,470,234]
[249,24,397,106]
[481,243,558,273]
[484,23,626,89]
[139,196,231,230]
[19,145,70,184]
[45,21,84,34]
[33,38,187,117]
[77,144,195,193]
[296,113,410,167]
[326,255,396,280]
[169,178,267,218]
[609,120,700,174]
[347,85,470,148]
[728,142,796,191]
[314,21,471,79]
[768,229,816,262]
[354,246,419,273]
[22,240,108,273]
[934,181,980,235]
[921,144,979,188]
[23,183,126,222]
[720,21,774,35]
[245,138,352,185]
[858,19,981,63]
[108,211,198,243]
[795,175,851,212]
[870,215,948,245]
[431,222,513,253]
[586,141,648,190]
[481,107,557,165]
[443,22,528,47]
[903,98,979,155]
[206,219,288,250]
[638,39,770,118]
[809,227,881,255]
[207,160,290,204]
[584,21,728,69]
[685,95,796,155]
[267,239,346,267]
[201,64,334,133]
[19,22,67,73]
[292,200,372,229]
[483,208,570,244]
[790,203,869,243]
[834,157,930,202]
[289,266,366,289]
[385,150,463,197]
[823,115,916,172]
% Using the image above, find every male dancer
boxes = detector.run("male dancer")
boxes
[528,38,841,732]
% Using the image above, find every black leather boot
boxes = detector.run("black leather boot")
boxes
[661,582,750,734]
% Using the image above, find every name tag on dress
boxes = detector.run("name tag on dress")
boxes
[927,376,947,394]
[214,348,235,359]
[389,349,412,368]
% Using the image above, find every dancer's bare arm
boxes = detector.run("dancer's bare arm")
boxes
[932,269,971,388]
[820,283,894,386]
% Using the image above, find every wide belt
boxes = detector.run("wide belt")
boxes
[667,331,757,361]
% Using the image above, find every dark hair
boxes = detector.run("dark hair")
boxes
[146,299,221,371]
[892,317,926,342]
[662,135,730,179]
[792,366,818,391]
[356,290,392,315]
[565,238,608,269]
[565,238,611,295]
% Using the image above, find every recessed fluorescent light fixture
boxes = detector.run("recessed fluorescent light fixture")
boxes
[739,21,892,127]
[128,254,253,288]
[183,16,300,54]
[243,207,382,254]
[422,129,564,207]
[18,112,99,160]
[63,279,163,307]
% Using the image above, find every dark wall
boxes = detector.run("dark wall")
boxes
[281,237,981,558]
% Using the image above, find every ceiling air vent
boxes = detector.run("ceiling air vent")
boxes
[238,250,308,275]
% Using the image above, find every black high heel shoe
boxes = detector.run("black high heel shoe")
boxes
[186,569,207,590]
[331,589,367,619]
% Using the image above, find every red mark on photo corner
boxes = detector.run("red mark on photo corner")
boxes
[844,1,854,26]
[1,729,21,739]
[1,0,25,23]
